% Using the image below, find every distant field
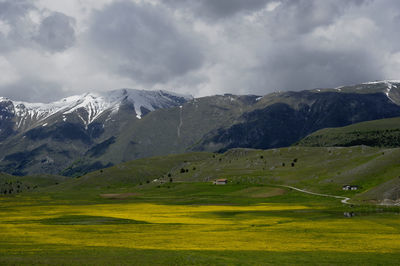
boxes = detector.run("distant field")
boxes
[1,182,399,265]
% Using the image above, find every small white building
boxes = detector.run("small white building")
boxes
[213,179,228,185]
[342,185,359,191]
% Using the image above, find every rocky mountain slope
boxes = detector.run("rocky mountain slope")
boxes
[195,83,400,152]
[0,89,192,175]
[1,81,400,176]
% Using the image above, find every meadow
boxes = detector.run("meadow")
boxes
[1,182,399,265]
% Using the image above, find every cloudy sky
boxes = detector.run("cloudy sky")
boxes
[0,0,400,102]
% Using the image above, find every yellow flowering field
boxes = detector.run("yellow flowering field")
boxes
[1,199,399,254]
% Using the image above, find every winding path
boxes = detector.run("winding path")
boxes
[279,185,351,204]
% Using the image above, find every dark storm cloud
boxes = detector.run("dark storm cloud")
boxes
[87,1,204,84]
[0,0,36,52]
[156,0,387,95]
[0,0,76,53]
[253,46,384,93]
[241,0,383,92]
[0,0,34,23]
[164,0,273,20]
[267,0,356,36]
[34,12,76,52]
[196,0,391,95]
[163,0,366,25]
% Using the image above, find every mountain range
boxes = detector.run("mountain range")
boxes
[1,80,400,176]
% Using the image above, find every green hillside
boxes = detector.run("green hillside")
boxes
[0,172,67,196]
[38,146,400,205]
[3,144,399,204]
[297,117,400,147]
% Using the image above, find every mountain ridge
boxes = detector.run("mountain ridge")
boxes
[1,80,400,176]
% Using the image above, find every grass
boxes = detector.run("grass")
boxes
[39,215,150,225]
[3,248,400,265]
[1,181,399,265]
[1,145,400,264]
[297,117,400,147]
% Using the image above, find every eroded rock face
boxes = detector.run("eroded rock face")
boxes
[196,91,400,152]
[0,100,15,141]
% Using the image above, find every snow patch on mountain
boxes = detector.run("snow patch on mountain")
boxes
[0,89,192,127]
[362,80,400,85]
[361,80,400,103]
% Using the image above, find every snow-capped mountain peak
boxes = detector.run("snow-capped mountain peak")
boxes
[0,89,192,129]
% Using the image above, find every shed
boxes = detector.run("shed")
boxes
[342,185,359,191]
[213,179,228,185]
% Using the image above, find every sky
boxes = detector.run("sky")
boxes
[0,0,400,102]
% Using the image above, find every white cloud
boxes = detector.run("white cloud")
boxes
[0,56,18,85]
